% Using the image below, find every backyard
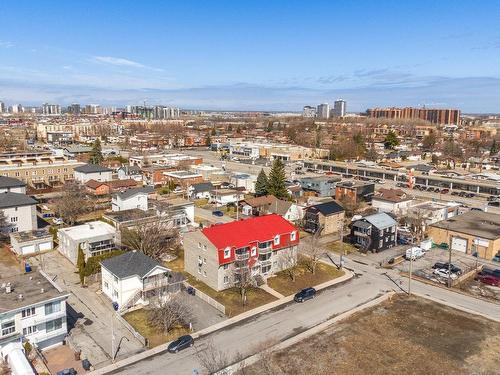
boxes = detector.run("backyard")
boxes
[123,308,190,348]
[240,295,500,375]
[327,240,357,255]
[267,256,344,296]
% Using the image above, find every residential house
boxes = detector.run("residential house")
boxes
[117,165,143,182]
[74,164,113,184]
[0,192,38,233]
[230,173,257,193]
[0,271,70,350]
[163,170,203,189]
[427,211,500,260]
[85,179,138,196]
[57,221,116,265]
[335,180,375,204]
[142,166,173,186]
[0,176,26,194]
[188,182,214,200]
[101,251,182,311]
[299,176,340,197]
[9,230,53,257]
[150,198,195,230]
[111,186,154,212]
[372,188,414,216]
[303,200,345,235]
[286,182,303,199]
[241,195,303,223]
[351,212,397,252]
[183,214,300,291]
[209,189,244,206]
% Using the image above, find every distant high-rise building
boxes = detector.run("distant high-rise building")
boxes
[303,105,316,118]
[333,99,346,117]
[367,107,460,125]
[42,103,61,115]
[10,104,23,114]
[68,103,81,115]
[317,103,330,119]
[0,101,5,113]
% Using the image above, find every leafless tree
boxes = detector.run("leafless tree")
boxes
[196,339,231,375]
[147,295,193,334]
[53,182,89,225]
[278,247,299,282]
[302,233,323,275]
[121,217,180,261]
[233,265,255,306]
[0,210,13,240]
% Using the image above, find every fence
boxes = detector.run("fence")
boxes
[115,313,148,347]
[183,281,226,314]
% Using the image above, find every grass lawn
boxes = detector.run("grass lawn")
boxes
[194,199,209,208]
[327,241,357,255]
[186,275,277,317]
[123,309,190,347]
[267,256,344,296]
[164,250,185,273]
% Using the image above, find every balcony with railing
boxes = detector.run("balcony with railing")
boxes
[235,249,250,260]
[143,275,170,292]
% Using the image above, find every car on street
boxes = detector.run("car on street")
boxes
[493,255,500,262]
[451,191,459,196]
[488,201,500,207]
[465,192,475,198]
[294,287,316,302]
[212,210,224,217]
[433,268,459,280]
[475,274,500,287]
[167,335,194,353]
[479,268,500,279]
[441,188,449,194]
[458,191,467,197]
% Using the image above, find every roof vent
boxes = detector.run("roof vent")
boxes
[5,283,11,294]
[41,288,45,293]
[18,293,23,300]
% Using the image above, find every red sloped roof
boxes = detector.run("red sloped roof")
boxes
[202,214,297,250]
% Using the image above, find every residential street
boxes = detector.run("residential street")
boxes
[194,206,234,224]
[108,252,500,375]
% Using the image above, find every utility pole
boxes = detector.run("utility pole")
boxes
[339,224,344,269]
[447,223,452,288]
[408,251,413,295]
[111,311,115,362]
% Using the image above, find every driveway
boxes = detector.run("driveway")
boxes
[29,250,144,366]
[195,207,234,224]
[180,290,226,331]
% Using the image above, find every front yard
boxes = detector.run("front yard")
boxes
[123,308,190,347]
[327,240,358,255]
[267,256,344,296]
[186,275,277,317]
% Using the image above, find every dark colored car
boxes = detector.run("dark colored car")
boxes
[441,188,449,194]
[480,268,500,279]
[212,210,224,217]
[432,262,447,270]
[294,287,316,302]
[167,335,194,353]
[466,192,475,198]
[432,262,462,275]
[475,275,500,287]
[451,191,459,196]
[458,191,467,197]
[488,201,500,207]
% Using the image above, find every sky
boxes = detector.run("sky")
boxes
[1,0,500,112]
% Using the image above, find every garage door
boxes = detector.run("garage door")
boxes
[39,241,52,251]
[451,237,467,253]
[21,245,35,255]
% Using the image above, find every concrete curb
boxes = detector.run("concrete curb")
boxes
[412,292,500,323]
[219,291,396,374]
[90,269,354,374]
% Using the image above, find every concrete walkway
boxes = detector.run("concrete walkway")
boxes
[91,269,354,374]
[260,284,285,299]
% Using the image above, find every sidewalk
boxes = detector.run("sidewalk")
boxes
[91,269,355,374]
[260,284,285,299]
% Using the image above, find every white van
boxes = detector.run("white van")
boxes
[405,247,424,261]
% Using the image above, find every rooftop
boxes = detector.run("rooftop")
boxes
[103,208,157,224]
[101,251,167,279]
[431,211,500,240]
[114,186,154,200]
[0,176,26,189]
[0,192,37,209]
[74,164,113,173]
[10,229,52,243]
[362,212,397,229]
[373,188,413,203]
[0,271,68,312]
[307,200,345,216]
[164,170,202,178]
[58,221,115,240]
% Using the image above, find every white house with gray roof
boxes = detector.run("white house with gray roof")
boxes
[74,164,113,183]
[0,192,38,233]
[111,186,154,212]
[0,176,26,194]
[100,251,180,311]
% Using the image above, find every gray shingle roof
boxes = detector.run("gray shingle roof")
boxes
[74,164,113,173]
[0,176,26,189]
[191,182,214,193]
[114,186,154,200]
[101,251,164,279]
[363,212,397,229]
[0,192,37,209]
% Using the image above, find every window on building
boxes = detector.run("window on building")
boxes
[223,247,231,259]
[251,247,256,256]
[274,235,280,246]
[203,271,207,277]
[46,318,63,332]
[223,264,229,270]
[223,276,229,284]
[21,307,36,318]
[23,325,37,335]
[203,258,207,264]
[379,239,383,248]
[104,281,109,289]
[114,276,118,283]
[203,245,207,251]
[198,242,201,249]
[10,217,18,223]
[290,231,297,241]
[113,290,118,298]
[198,267,202,274]
[44,301,61,315]
[1,320,15,336]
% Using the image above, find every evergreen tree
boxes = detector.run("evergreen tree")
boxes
[267,159,288,199]
[384,131,399,149]
[77,246,86,285]
[89,138,104,164]
[491,139,498,155]
[255,169,269,196]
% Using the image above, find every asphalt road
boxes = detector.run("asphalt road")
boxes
[194,207,234,224]
[111,253,500,375]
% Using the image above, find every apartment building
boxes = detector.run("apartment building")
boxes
[0,151,85,189]
[0,192,38,233]
[367,107,460,125]
[129,153,202,168]
[74,164,113,184]
[184,214,299,291]
[0,271,70,351]
[351,212,397,252]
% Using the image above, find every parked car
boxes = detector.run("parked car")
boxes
[432,262,462,275]
[479,268,500,279]
[475,275,500,287]
[441,189,449,194]
[493,255,500,262]
[167,335,194,353]
[458,191,467,197]
[487,195,497,201]
[466,192,475,198]
[212,210,224,217]
[52,217,64,225]
[396,182,406,188]
[432,262,447,270]
[405,247,424,261]
[433,268,459,280]
[488,201,500,207]
[294,287,316,302]
[450,191,459,196]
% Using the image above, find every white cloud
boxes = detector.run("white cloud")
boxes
[93,56,146,68]
[0,41,14,48]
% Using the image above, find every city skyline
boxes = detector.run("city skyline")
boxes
[1,1,500,112]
